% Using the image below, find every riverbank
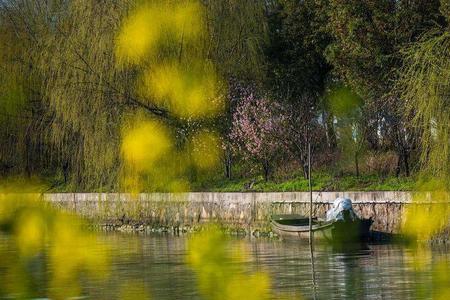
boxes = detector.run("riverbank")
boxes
[42,173,415,193]
[195,174,415,192]
[42,191,448,243]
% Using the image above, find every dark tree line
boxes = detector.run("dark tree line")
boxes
[225,0,449,182]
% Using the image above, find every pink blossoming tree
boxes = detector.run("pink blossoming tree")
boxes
[229,92,287,181]
[220,79,252,180]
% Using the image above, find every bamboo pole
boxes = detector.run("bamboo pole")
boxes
[308,142,313,244]
[308,142,317,297]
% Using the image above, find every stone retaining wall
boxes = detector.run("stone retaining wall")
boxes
[44,192,419,234]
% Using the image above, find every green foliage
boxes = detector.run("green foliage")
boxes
[36,0,127,189]
[206,0,269,81]
[327,86,362,118]
[267,0,330,99]
[0,17,35,175]
[197,172,415,192]
[0,79,25,117]
[326,85,366,175]
[398,29,450,185]
[324,0,442,100]
[322,0,444,177]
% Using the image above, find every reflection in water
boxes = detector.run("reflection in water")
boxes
[309,239,317,300]
[186,226,272,300]
[1,233,447,299]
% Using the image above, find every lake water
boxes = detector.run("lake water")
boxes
[1,233,449,299]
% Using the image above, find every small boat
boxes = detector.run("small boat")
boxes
[271,213,373,243]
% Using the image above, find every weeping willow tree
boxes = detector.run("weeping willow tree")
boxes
[397,21,450,239]
[398,29,450,185]
[0,1,52,178]
[33,1,126,189]
[0,0,269,190]
[204,0,268,81]
[0,24,26,174]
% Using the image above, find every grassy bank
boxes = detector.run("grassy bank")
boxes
[192,173,415,192]
[23,172,415,193]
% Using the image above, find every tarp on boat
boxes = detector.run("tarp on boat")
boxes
[326,197,357,221]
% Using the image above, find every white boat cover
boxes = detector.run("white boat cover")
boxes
[326,197,357,221]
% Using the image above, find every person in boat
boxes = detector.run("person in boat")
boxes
[326,197,357,222]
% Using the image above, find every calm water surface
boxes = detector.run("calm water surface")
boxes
[1,233,449,299]
[90,233,448,300]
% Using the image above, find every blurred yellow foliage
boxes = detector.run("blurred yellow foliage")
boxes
[433,259,450,300]
[405,245,450,299]
[119,282,151,300]
[403,201,449,241]
[0,186,166,300]
[405,244,433,271]
[117,0,224,192]
[402,179,450,300]
[0,191,111,299]
[122,119,172,171]
[116,5,162,65]
[226,273,271,300]
[140,61,223,119]
[120,117,191,192]
[171,1,203,40]
[15,209,47,256]
[116,1,203,65]
[50,215,110,281]
[187,225,271,300]
[403,179,450,241]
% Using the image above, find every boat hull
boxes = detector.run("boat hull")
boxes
[271,216,373,243]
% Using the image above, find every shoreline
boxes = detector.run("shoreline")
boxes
[43,192,450,243]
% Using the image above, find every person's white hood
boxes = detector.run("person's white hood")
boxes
[326,197,357,221]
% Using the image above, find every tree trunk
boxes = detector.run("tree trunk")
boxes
[403,150,410,177]
[300,153,308,179]
[63,161,69,184]
[395,154,402,177]
[303,163,309,180]
[395,148,410,177]
[224,150,232,179]
[355,152,359,177]
[262,161,270,182]
[225,162,232,179]
[25,124,33,178]
[325,112,337,149]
